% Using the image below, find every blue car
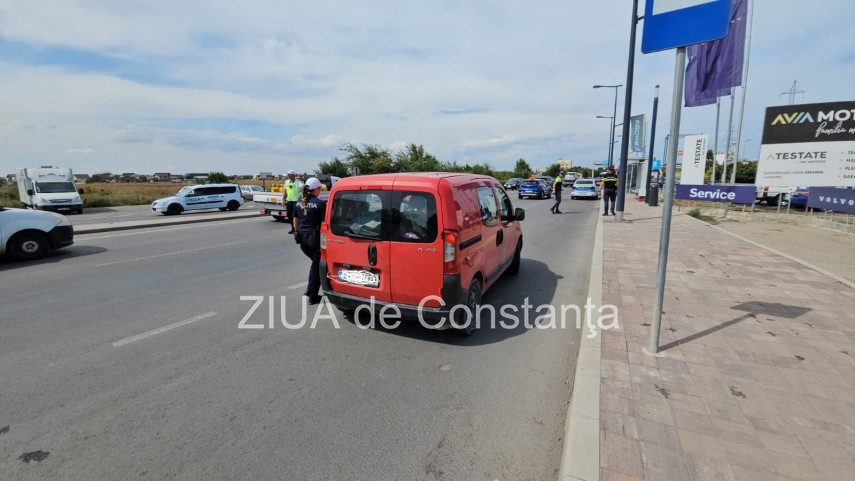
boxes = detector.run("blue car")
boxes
[789,186,810,208]
[518,180,550,199]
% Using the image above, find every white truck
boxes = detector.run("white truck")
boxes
[16,168,84,214]
[254,175,340,223]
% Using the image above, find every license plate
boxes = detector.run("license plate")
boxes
[338,269,380,287]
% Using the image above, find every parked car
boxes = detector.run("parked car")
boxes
[0,207,74,260]
[503,178,523,190]
[320,173,525,336]
[240,185,264,200]
[538,179,553,198]
[570,179,599,200]
[151,183,244,215]
[789,186,810,208]
[518,180,548,199]
[535,176,554,188]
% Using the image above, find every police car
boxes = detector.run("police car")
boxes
[151,183,244,215]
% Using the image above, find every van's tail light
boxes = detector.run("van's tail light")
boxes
[443,231,459,275]
[320,224,328,259]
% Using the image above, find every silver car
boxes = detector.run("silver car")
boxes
[240,185,264,200]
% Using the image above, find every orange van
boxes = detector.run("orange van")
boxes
[319,173,525,335]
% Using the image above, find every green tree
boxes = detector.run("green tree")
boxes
[339,143,393,175]
[545,163,562,178]
[316,158,350,177]
[734,161,757,184]
[513,158,533,178]
[208,171,229,183]
[394,143,443,172]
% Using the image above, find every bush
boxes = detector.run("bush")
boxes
[0,184,21,208]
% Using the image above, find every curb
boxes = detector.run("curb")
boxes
[558,212,604,481]
[75,211,263,235]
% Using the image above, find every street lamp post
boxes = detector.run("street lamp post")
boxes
[614,0,641,222]
[596,115,614,166]
[742,139,752,161]
[594,84,622,167]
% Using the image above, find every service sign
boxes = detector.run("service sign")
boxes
[676,184,755,204]
[756,101,855,187]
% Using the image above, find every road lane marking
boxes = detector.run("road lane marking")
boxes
[112,312,218,347]
[94,241,245,267]
[288,281,309,290]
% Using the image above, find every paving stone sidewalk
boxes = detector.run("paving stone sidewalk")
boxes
[599,200,855,481]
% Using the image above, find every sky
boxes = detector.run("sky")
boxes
[1,0,853,177]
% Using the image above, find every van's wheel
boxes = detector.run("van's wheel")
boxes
[518,194,522,200]
[166,204,183,215]
[227,200,240,211]
[218,207,228,211]
[76,207,83,214]
[455,278,481,337]
[507,242,522,276]
[767,195,781,206]
[8,232,50,260]
[272,215,287,222]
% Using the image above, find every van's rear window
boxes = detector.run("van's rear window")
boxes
[329,190,437,243]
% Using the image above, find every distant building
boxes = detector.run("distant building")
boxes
[253,172,274,180]
[151,173,171,182]
[171,175,186,183]
[7,174,17,184]
[557,159,573,171]
[73,174,90,183]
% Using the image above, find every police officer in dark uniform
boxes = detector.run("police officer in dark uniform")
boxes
[600,166,619,216]
[295,177,327,304]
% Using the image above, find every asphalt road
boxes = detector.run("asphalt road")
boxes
[0,195,600,481]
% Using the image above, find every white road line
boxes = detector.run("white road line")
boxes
[112,312,218,347]
[78,218,260,240]
[288,281,309,290]
[94,241,245,267]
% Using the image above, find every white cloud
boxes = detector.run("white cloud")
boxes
[0,0,853,175]
[65,148,93,154]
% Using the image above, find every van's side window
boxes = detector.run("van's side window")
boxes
[330,191,389,240]
[493,185,512,222]
[392,192,437,243]
[476,187,498,227]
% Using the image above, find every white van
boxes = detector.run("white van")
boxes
[0,207,74,260]
[151,183,244,215]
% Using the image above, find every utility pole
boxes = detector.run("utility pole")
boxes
[780,81,805,105]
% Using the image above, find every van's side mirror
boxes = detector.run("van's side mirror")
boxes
[27,189,34,196]
[514,207,525,221]
[78,188,84,195]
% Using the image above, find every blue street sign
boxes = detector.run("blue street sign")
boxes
[641,0,732,53]
[652,159,661,171]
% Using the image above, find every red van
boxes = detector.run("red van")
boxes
[319,173,525,335]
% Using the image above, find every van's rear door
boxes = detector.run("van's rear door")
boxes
[326,182,393,302]
[388,187,444,307]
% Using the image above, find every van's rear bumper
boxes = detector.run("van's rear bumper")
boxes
[320,261,466,323]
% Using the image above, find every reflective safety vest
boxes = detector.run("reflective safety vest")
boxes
[602,175,619,189]
[285,179,301,202]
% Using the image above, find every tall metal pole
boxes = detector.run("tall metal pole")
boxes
[610,89,619,167]
[615,0,640,222]
[721,92,735,183]
[712,97,721,185]
[646,47,686,356]
[731,0,754,184]
[644,85,660,195]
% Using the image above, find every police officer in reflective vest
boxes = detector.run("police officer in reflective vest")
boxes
[284,169,302,233]
[551,171,564,214]
[600,166,619,216]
